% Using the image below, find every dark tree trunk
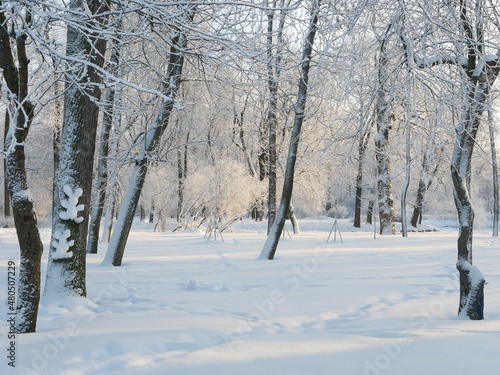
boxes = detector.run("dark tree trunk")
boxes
[488,108,499,237]
[51,80,63,219]
[288,202,300,234]
[87,34,121,254]
[448,0,500,320]
[104,6,196,266]
[265,2,280,234]
[177,130,189,223]
[410,149,440,228]
[149,200,154,224]
[87,82,115,254]
[375,26,396,235]
[410,179,426,228]
[354,130,370,228]
[366,198,374,225]
[44,0,109,298]
[259,0,320,260]
[451,73,493,319]
[3,111,11,218]
[0,10,44,333]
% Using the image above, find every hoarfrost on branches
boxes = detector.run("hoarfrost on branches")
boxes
[51,229,74,260]
[184,159,265,219]
[59,185,84,223]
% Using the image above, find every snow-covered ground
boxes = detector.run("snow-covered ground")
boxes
[1,218,500,375]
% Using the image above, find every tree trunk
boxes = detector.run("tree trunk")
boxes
[1,10,44,333]
[410,146,440,228]
[451,53,500,319]
[366,198,374,225]
[354,129,370,228]
[488,108,499,237]
[265,1,280,234]
[103,6,196,266]
[51,79,63,219]
[374,30,396,235]
[44,0,109,299]
[410,179,426,228]
[259,0,320,260]
[401,124,411,237]
[3,111,11,218]
[177,130,189,223]
[288,202,300,234]
[87,36,121,254]
[451,77,492,319]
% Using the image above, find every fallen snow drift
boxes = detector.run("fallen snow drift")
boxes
[1,219,500,374]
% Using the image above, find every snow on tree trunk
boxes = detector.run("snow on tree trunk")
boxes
[288,202,300,235]
[5,137,44,334]
[44,0,109,299]
[1,9,44,333]
[375,32,396,236]
[103,6,196,266]
[103,159,148,266]
[451,75,496,320]
[452,47,500,319]
[87,34,122,254]
[259,0,320,260]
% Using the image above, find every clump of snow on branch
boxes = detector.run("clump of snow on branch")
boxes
[59,184,84,223]
[51,229,74,260]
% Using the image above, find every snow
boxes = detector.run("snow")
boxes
[51,229,74,260]
[2,218,500,374]
[59,185,84,223]
[11,189,33,203]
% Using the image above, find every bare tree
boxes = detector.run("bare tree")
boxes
[87,22,123,254]
[374,22,397,235]
[259,0,321,259]
[103,4,197,266]
[44,0,110,298]
[0,4,44,333]
[398,0,500,319]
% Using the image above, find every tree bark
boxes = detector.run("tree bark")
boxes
[488,108,499,237]
[259,0,320,260]
[401,124,411,237]
[87,35,121,254]
[0,9,44,333]
[3,111,11,218]
[177,130,189,223]
[265,1,281,234]
[44,0,109,299]
[366,198,374,225]
[354,129,370,228]
[451,73,496,319]
[104,6,196,266]
[375,31,396,235]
